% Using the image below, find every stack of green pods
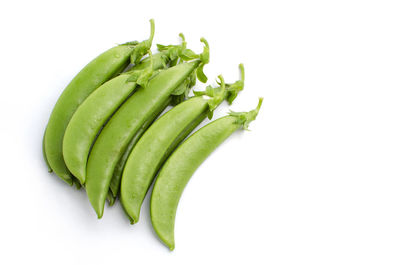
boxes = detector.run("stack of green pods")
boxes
[43,19,262,250]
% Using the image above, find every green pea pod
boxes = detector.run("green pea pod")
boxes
[109,66,198,198]
[42,128,52,173]
[72,177,82,190]
[150,98,263,250]
[62,50,174,184]
[107,190,116,206]
[121,65,245,224]
[62,73,140,184]
[109,98,171,198]
[43,20,155,185]
[108,35,204,198]
[86,41,209,218]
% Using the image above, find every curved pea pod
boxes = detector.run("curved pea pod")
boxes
[42,128,52,173]
[150,98,263,250]
[107,190,116,206]
[108,34,204,198]
[43,20,155,185]
[62,40,189,184]
[86,39,209,218]
[108,98,171,198]
[121,65,245,224]
[62,72,143,184]
[109,66,198,198]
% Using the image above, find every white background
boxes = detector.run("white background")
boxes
[1,0,399,264]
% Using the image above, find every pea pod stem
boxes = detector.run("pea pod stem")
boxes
[150,98,262,250]
[130,19,155,65]
[194,63,245,113]
[195,38,209,83]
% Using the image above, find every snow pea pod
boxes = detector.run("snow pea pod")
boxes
[109,98,171,197]
[63,53,166,184]
[86,40,209,218]
[63,35,196,185]
[42,128,52,173]
[107,190,116,206]
[121,65,245,224]
[109,66,198,197]
[62,73,142,184]
[150,98,263,250]
[43,20,155,185]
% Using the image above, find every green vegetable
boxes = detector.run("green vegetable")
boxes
[109,98,171,198]
[108,34,201,197]
[43,20,155,185]
[107,190,116,206]
[62,63,154,184]
[42,20,261,250]
[62,34,192,184]
[121,65,245,224]
[150,98,263,250]
[85,40,209,218]
[42,128,52,173]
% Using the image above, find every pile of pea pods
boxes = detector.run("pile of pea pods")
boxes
[43,19,262,250]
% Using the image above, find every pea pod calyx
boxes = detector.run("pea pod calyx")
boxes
[224,63,245,104]
[195,38,210,83]
[130,19,155,65]
[157,33,201,65]
[229,97,263,130]
[193,64,245,118]
[126,51,155,88]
